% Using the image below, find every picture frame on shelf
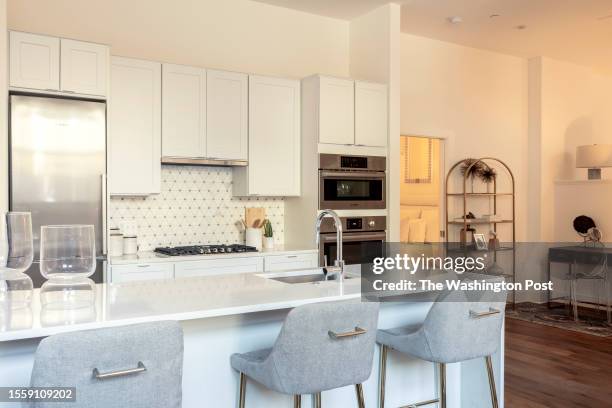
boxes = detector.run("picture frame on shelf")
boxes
[474,233,488,250]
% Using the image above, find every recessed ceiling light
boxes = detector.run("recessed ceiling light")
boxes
[447,16,463,24]
[515,25,527,30]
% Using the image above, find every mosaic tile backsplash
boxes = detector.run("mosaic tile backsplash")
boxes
[109,165,284,251]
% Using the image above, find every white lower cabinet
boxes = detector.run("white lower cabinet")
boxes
[110,251,318,282]
[264,253,318,272]
[174,257,264,278]
[110,263,174,283]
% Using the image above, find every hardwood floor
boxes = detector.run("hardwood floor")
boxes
[505,318,612,407]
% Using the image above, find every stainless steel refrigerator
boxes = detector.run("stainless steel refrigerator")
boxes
[9,94,107,286]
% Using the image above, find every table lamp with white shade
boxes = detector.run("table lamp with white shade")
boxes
[576,144,612,180]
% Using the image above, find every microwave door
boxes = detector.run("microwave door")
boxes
[319,172,386,210]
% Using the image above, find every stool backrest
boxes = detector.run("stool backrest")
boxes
[421,277,506,363]
[269,300,379,395]
[29,321,183,408]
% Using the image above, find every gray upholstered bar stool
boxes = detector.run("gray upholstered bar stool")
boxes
[377,283,507,408]
[230,300,380,408]
[29,321,184,408]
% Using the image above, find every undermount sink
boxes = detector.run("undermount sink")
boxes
[260,269,355,284]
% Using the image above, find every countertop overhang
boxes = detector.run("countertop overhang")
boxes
[0,271,360,342]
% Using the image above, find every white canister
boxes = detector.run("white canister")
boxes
[245,228,262,250]
[123,235,138,255]
[109,233,124,257]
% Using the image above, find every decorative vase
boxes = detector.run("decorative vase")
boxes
[263,237,274,249]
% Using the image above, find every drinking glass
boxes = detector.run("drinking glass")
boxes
[0,212,34,309]
[40,225,96,280]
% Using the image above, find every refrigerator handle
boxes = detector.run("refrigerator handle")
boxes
[101,174,107,255]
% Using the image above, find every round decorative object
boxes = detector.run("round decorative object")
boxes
[573,215,596,237]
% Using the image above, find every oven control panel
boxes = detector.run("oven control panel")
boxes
[319,216,386,233]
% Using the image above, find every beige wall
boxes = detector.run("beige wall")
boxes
[531,57,612,240]
[400,33,529,241]
[7,0,350,78]
[0,0,7,214]
[349,3,401,241]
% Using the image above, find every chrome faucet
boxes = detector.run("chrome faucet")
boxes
[315,209,344,281]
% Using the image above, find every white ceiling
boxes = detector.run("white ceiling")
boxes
[253,0,612,74]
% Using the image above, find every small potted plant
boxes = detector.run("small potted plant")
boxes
[263,219,274,249]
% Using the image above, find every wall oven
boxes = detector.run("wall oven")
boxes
[319,216,386,266]
[319,154,386,210]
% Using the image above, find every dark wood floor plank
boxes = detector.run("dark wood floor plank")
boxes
[505,317,612,408]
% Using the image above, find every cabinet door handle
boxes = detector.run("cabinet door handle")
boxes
[287,255,298,258]
[137,264,151,268]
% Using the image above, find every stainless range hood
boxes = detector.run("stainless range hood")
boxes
[161,157,248,166]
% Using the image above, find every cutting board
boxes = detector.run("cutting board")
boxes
[245,207,266,228]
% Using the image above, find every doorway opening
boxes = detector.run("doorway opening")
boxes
[399,135,444,243]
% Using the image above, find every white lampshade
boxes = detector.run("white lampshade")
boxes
[576,144,612,168]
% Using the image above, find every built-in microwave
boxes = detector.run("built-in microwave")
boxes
[318,216,386,266]
[319,154,386,210]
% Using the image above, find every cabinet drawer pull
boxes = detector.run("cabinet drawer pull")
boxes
[93,361,146,379]
[286,255,298,258]
[136,264,151,268]
[469,308,501,319]
[328,327,367,339]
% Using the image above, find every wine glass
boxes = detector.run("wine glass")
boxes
[40,225,96,281]
[0,212,34,309]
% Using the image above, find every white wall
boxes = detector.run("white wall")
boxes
[530,57,612,241]
[400,33,529,241]
[7,0,350,79]
[0,0,7,214]
[349,4,401,241]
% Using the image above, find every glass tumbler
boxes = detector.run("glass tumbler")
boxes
[0,212,34,308]
[40,225,96,280]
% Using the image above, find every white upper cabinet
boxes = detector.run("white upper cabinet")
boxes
[109,57,161,196]
[60,39,108,96]
[162,64,206,158]
[234,75,300,196]
[355,81,388,147]
[9,31,60,91]
[318,76,355,145]
[9,31,108,97]
[206,70,248,160]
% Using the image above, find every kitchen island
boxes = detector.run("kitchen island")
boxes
[0,270,504,407]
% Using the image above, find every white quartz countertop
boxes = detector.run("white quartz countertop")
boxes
[0,270,359,342]
[110,246,318,265]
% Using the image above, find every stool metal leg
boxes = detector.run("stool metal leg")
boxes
[294,395,301,408]
[485,356,499,408]
[438,363,446,408]
[238,372,246,408]
[355,384,365,408]
[313,392,322,408]
[378,344,388,408]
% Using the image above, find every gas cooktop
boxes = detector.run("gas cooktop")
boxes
[154,244,258,257]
